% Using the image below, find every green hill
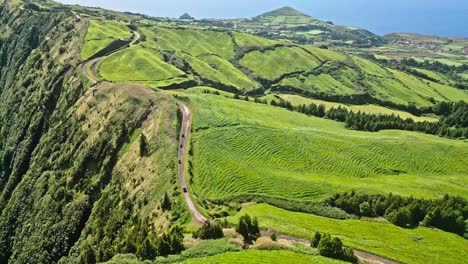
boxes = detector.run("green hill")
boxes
[237,6,380,47]
[1,1,467,264]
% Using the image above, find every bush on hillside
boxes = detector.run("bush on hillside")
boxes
[236,214,260,244]
[317,233,357,263]
[194,222,224,240]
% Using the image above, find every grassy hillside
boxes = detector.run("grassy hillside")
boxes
[232,204,468,264]
[98,45,190,88]
[84,19,468,108]
[186,93,467,202]
[81,20,132,60]
[0,3,186,263]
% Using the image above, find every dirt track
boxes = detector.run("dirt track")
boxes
[177,102,209,225]
[261,229,399,264]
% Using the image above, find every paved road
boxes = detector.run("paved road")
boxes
[177,102,209,225]
[80,30,141,84]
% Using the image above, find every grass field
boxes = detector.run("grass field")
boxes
[240,47,321,80]
[97,45,189,87]
[233,32,283,47]
[178,250,344,264]
[154,27,234,59]
[231,204,468,264]
[187,93,468,202]
[81,20,132,60]
[279,94,439,122]
[181,53,257,91]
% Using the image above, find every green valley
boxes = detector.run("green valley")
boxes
[0,1,467,264]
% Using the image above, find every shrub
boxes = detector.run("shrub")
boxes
[236,214,260,244]
[311,231,321,248]
[194,222,224,240]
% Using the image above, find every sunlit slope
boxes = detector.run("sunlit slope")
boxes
[86,20,468,106]
[188,94,468,202]
[81,20,132,60]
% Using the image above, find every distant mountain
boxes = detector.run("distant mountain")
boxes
[234,6,384,47]
[260,6,308,17]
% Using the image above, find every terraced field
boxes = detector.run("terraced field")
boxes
[231,204,468,264]
[81,20,132,60]
[188,93,468,202]
[178,250,344,264]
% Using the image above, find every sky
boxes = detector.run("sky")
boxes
[57,0,468,37]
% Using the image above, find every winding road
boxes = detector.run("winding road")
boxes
[177,102,209,224]
[80,30,141,84]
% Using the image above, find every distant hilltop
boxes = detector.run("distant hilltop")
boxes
[180,13,194,19]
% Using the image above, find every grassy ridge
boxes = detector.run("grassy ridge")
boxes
[154,27,234,59]
[233,32,284,47]
[188,94,468,201]
[240,47,321,80]
[98,45,188,86]
[232,204,468,264]
[81,20,132,60]
[181,53,257,91]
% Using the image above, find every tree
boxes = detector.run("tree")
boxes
[236,214,260,244]
[359,201,372,216]
[194,222,224,240]
[318,234,357,263]
[161,192,172,211]
[139,134,148,157]
[136,237,156,260]
[270,232,277,241]
[311,231,321,247]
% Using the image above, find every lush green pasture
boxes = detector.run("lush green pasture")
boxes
[98,45,188,87]
[240,47,321,80]
[233,32,283,47]
[178,250,344,264]
[187,93,468,202]
[279,94,439,122]
[181,53,257,91]
[81,20,132,60]
[154,27,234,59]
[232,204,468,264]
[280,72,356,95]
[303,46,348,61]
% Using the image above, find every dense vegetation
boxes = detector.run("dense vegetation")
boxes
[0,2,184,263]
[328,192,467,236]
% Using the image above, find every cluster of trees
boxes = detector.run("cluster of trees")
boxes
[136,227,185,260]
[328,192,467,236]
[274,99,468,139]
[193,222,224,240]
[311,232,357,263]
[400,58,468,75]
